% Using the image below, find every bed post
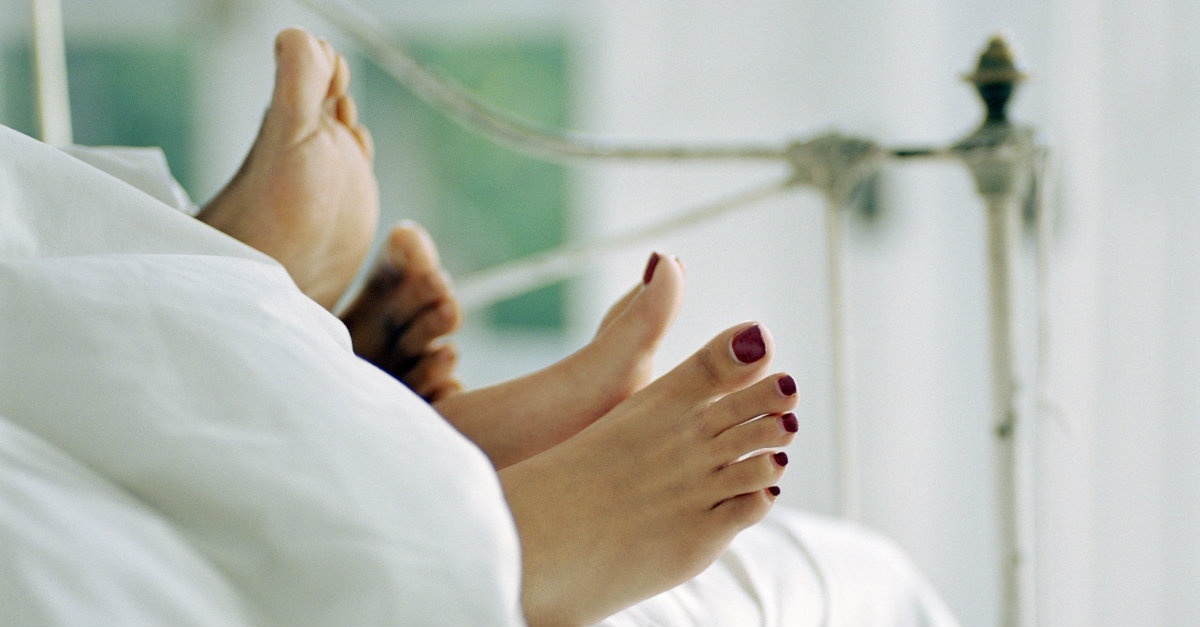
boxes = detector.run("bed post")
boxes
[31,0,73,145]
[953,34,1038,627]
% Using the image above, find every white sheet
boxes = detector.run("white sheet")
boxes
[0,124,523,625]
[602,508,961,626]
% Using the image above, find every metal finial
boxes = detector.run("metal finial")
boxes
[963,34,1027,123]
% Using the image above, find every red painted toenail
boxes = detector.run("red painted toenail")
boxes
[777,375,797,396]
[643,252,660,285]
[768,486,782,497]
[732,325,766,363]
[781,412,799,433]
[772,452,789,467]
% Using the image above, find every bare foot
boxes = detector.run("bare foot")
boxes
[340,222,464,402]
[197,28,379,310]
[500,322,801,626]
[434,252,686,469]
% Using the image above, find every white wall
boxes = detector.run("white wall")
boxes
[577,2,1200,626]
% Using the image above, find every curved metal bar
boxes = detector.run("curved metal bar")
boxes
[296,0,964,171]
[456,174,803,310]
[295,0,791,163]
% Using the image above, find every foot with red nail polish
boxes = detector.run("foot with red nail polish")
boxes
[197,27,379,310]
[499,321,799,626]
[434,251,686,469]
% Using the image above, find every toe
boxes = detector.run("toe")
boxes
[397,344,460,400]
[271,28,337,136]
[335,94,359,128]
[392,299,461,358]
[634,252,685,330]
[709,489,775,531]
[649,322,775,414]
[379,270,456,335]
[710,451,788,505]
[711,412,797,467]
[351,121,375,159]
[704,372,799,438]
[330,50,351,98]
[594,284,639,336]
[592,252,684,358]
[385,221,442,273]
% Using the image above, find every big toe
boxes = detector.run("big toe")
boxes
[345,222,450,319]
[649,322,775,409]
[595,252,684,352]
[383,223,460,329]
[384,221,443,275]
[269,27,339,133]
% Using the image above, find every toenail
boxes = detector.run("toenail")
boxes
[780,412,799,434]
[772,452,789,467]
[731,325,766,364]
[776,374,797,396]
[643,252,660,285]
[768,486,782,497]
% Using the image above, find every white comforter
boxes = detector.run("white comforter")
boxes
[0,125,524,625]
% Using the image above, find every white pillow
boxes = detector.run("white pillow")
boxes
[0,125,524,626]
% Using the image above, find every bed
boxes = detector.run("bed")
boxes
[0,118,968,626]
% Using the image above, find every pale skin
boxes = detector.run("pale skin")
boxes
[197,28,378,311]
[198,27,801,626]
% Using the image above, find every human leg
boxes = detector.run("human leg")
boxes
[500,322,801,626]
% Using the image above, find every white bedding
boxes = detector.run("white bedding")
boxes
[0,123,961,627]
[0,125,523,625]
